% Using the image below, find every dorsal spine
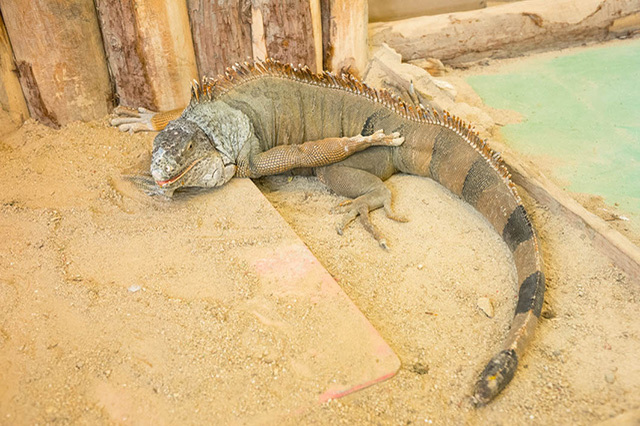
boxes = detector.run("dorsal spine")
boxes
[189,59,521,204]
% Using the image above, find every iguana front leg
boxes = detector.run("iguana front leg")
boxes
[236,130,404,178]
[111,106,184,132]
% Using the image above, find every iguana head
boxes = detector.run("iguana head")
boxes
[150,119,236,192]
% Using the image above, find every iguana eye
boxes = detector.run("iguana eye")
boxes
[186,142,193,151]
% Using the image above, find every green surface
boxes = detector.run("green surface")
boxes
[467,40,640,218]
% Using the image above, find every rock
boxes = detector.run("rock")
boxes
[432,78,457,98]
[363,44,498,135]
[364,43,455,110]
[409,362,429,375]
[477,297,494,318]
[541,307,557,319]
[605,372,616,384]
[408,57,446,77]
[596,408,640,426]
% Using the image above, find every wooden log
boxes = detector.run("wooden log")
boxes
[0,0,111,126]
[369,0,486,23]
[0,14,29,126]
[320,0,368,76]
[94,1,154,110]
[251,0,317,70]
[369,0,640,65]
[250,2,268,62]
[95,0,198,111]
[184,0,322,78]
[186,0,253,77]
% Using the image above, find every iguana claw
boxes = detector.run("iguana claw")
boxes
[363,129,404,146]
[333,188,408,249]
[111,106,157,133]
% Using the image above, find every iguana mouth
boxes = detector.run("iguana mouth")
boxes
[156,159,201,187]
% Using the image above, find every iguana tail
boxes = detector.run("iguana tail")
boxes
[456,134,544,406]
[397,116,545,405]
[471,203,544,405]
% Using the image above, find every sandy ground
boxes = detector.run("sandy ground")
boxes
[1,67,639,423]
[0,118,404,425]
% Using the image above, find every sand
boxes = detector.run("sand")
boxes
[1,80,639,424]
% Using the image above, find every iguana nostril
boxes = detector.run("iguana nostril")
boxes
[151,169,163,181]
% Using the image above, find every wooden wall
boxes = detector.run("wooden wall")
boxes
[0,0,369,128]
[0,0,111,128]
[0,13,28,125]
[186,0,253,77]
[321,0,368,75]
[95,0,198,112]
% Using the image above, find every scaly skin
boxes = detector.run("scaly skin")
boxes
[148,99,404,197]
[113,59,545,405]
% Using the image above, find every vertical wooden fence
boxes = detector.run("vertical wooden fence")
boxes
[95,0,198,112]
[1,0,111,127]
[0,14,28,125]
[0,0,368,128]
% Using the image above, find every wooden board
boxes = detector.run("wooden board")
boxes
[94,0,155,110]
[64,177,401,421]
[0,0,111,126]
[186,0,320,82]
[508,159,640,284]
[309,0,324,73]
[95,0,198,111]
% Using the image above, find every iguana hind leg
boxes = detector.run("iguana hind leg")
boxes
[317,163,407,249]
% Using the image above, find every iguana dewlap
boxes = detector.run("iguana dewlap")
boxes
[113,59,545,405]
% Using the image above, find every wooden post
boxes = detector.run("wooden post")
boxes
[0,14,29,126]
[320,0,368,77]
[95,0,198,111]
[94,1,154,110]
[252,0,317,69]
[0,0,111,127]
[184,0,322,78]
[186,0,253,78]
[251,2,268,62]
[309,0,324,73]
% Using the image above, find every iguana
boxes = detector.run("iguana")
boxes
[112,59,545,405]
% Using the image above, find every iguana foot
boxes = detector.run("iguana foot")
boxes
[334,187,408,250]
[111,106,158,133]
[360,129,404,147]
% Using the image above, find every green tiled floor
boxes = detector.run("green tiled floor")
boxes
[467,39,640,220]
